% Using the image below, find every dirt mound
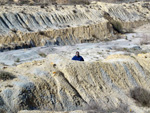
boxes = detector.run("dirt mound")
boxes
[0,54,150,112]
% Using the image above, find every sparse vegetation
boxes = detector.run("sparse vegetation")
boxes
[39,52,47,57]
[0,71,16,81]
[138,50,147,54]
[97,52,102,54]
[123,48,128,51]
[70,0,90,5]
[0,0,148,5]
[40,5,45,8]
[66,25,70,27]
[11,28,17,33]
[130,55,136,59]
[112,46,148,55]
[92,34,97,38]
[39,31,45,35]
[15,58,20,62]
[106,50,110,52]
[72,10,77,13]
[19,0,30,5]
[0,0,91,5]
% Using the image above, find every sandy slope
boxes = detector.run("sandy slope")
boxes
[134,23,150,33]
[0,2,150,113]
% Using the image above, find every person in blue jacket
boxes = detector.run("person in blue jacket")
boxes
[72,51,84,61]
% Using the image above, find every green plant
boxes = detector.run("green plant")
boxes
[15,58,20,62]
[130,55,136,59]
[123,48,128,51]
[97,52,102,54]
[19,0,31,5]
[138,50,147,54]
[39,52,47,57]
[106,50,110,52]
[0,71,16,81]
[70,0,90,5]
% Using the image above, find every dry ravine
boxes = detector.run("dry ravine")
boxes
[0,1,150,113]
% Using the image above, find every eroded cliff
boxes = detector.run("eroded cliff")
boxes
[0,2,149,50]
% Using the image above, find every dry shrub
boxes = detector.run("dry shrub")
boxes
[69,0,90,5]
[0,0,148,5]
[39,52,47,57]
[15,58,20,62]
[11,28,17,33]
[0,0,91,5]
[0,71,16,81]
[91,0,145,3]
[39,31,45,35]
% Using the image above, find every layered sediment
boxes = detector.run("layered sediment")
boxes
[0,2,149,50]
[0,53,150,112]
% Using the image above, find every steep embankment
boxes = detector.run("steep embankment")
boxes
[0,53,150,113]
[0,2,150,50]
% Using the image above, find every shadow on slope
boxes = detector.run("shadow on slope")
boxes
[130,87,150,107]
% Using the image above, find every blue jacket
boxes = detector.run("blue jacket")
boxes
[72,56,84,61]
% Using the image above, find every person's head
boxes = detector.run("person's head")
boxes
[76,51,80,57]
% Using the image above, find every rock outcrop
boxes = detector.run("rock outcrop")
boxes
[0,53,150,113]
[0,2,149,50]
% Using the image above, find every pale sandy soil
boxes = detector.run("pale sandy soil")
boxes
[0,24,149,66]
[0,23,150,113]
[134,23,150,33]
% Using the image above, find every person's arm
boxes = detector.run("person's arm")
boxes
[81,56,84,61]
[72,56,75,60]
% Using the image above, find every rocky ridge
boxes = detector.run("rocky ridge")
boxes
[0,53,150,113]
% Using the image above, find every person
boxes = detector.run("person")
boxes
[72,51,84,61]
